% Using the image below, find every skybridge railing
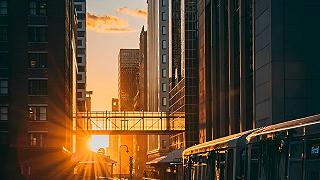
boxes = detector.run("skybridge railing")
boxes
[74,111,185,135]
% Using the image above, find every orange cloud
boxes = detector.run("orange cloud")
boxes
[86,12,133,33]
[116,7,147,18]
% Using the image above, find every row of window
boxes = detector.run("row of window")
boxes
[0,79,48,96]
[0,105,47,121]
[0,0,7,15]
[0,52,48,69]
[1,26,85,43]
[0,0,48,16]
[0,131,47,147]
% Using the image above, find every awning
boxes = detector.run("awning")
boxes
[146,156,166,165]
[146,148,184,166]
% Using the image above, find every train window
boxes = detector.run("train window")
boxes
[306,139,320,160]
[226,149,234,180]
[250,146,260,180]
[290,142,303,160]
[305,139,320,180]
[289,142,303,180]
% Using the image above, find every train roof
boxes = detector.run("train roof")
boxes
[183,130,252,157]
[246,114,320,142]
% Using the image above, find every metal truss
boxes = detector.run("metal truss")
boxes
[74,111,185,135]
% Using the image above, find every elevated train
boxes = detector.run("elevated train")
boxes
[183,114,320,180]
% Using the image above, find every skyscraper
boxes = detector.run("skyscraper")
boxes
[118,49,140,111]
[198,0,320,143]
[74,0,87,112]
[0,0,77,178]
[198,0,254,142]
[253,0,320,127]
[146,0,170,165]
[169,0,199,149]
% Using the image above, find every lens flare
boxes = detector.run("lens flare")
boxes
[87,135,109,152]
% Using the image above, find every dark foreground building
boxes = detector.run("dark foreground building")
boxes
[198,0,320,142]
[0,0,78,179]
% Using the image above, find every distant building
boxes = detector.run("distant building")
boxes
[0,0,77,178]
[112,98,119,112]
[134,26,148,111]
[118,49,139,111]
[74,0,87,112]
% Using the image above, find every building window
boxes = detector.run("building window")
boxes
[162,97,167,106]
[161,12,166,21]
[28,53,47,68]
[77,21,83,29]
[78,48,85,54]
[0,53,8,68]
[77,13,85,20]
[162,69,167,78]
[162,26,166,35]
[77,39,83,46]
[0,26,7,41]
[78,31,85,37]
[29,0,47,16]
[162,40,167,49]
[28,106,47,121]
[28,79,48,96]
[0,79,8,95]
[162,54,167,63]
[28,27,47,42]
[77,92,82,98]
[0,132,8,145]
[162,83,167,92]
[162,0,167,7]
[77,74,82,81]
[77,57,82,63]
[75,4,82,11]
[0,105,8,121]
[0,0,8,15]
[29,133,47,147]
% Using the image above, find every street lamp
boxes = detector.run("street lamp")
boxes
[119,145,129,179]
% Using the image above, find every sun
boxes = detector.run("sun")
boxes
[87,135,109,152]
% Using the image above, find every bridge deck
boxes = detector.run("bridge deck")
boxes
[74,111,185,135]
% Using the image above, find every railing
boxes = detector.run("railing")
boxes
[74,111,185,134]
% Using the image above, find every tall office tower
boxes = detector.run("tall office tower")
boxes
[74,0,87,112]
[169,0,199,149]
[0,0,78,178]
[198,0,254,142]
[253,0,320,127]
[146,0,170,162]
[118,49,140,111]
[134,26,148,111]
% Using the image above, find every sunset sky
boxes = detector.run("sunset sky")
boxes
[87,0,147,111]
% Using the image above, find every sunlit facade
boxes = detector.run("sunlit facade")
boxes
[146,0,170,166]
[0,0,78,178]
[74,0,87,112]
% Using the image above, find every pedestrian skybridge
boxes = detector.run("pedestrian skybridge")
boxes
[74,111,185,135]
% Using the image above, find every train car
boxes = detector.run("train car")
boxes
[183,114,320,180]
[183,131,253,180]
[246,114,320,180]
